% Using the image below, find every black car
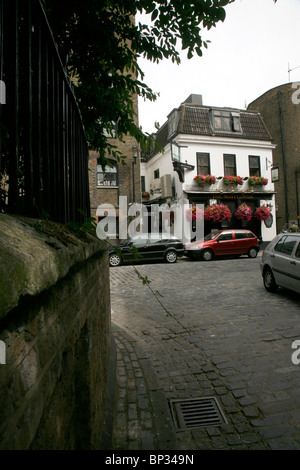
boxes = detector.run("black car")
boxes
[109,234,184,267]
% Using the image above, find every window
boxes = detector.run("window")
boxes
[154,169,160,179]
[141,176,146,193]
[197,153,210,175]
[249,156,261,177]
[213,110,231,131]
[97,163,118,186]
[103,122,118,138]
[218,232,233,241]
[224,154,236,176]
[212,110,241,132]
[275,235,299,255]
[295,243,300,258]
[231,112,241,132]
[131,238,148,247]
[235,232,248,239]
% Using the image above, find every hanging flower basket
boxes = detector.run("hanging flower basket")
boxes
[204,204,232,223]
[248,176,268,186]
[193,174,216,185]
[254,205,271,220]
[185,206,204,222]
[223,175,243,186]
[235,203,253,221]
[162,210,175,224]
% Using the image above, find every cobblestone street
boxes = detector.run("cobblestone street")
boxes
[110,255,300,450]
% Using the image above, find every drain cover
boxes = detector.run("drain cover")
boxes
[169,397,227,430]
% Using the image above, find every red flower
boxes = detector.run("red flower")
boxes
[204,204,232,223]
[193,174,216,185]
[185,206,204,222]
[235,203,252,221]
[254,205,271,220]
[223,176,243,185]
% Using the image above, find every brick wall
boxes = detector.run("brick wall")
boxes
[0,214,113,449]
[248,83,300,232]
[89,94,141,221]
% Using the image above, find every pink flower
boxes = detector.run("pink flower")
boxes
[204,204,232,223]
[235,203,253,221]
[186,206,204,222]
[254,205,271,220]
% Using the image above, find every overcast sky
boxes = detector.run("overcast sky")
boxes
[137,0,300,135]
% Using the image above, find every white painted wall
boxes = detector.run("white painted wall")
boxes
[141,133,277,242]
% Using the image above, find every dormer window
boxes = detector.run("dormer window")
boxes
[212,109,241,133]
[231,112,241,132]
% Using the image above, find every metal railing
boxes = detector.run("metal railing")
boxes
[0,0,90,224]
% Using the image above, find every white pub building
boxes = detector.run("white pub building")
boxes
[140,94,277,245]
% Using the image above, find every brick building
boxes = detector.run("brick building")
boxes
[88,93,141,239]
[248,83,300,232]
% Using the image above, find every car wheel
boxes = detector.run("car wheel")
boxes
[109,253,122,267]
[165,250,177,263]
[248,247,258,258]
[202,249,213,261]
[263,268,278,293]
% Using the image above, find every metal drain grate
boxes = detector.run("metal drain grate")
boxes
[169,397,227,430]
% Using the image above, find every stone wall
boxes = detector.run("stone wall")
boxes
[0,214,114,449]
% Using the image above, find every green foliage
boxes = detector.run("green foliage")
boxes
[42,0,234,166]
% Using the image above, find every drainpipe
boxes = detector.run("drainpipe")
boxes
[278,91,289,226]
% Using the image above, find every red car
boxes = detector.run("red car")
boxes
[184,229,260,261]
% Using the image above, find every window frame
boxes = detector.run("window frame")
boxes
[223,154,237,176]
[196,152,211,175]
[96,162,118,187]
[249,155,261,177]
[212,110,241,132]
[274,235,299,256]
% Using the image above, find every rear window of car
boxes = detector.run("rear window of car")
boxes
[246,232,255,238]
[234,232,247,239]
[274,235,299,255]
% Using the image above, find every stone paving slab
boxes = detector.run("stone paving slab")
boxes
[110,256,300,450]
[111,324,177,450]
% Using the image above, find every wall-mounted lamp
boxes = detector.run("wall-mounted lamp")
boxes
[266,158,273,170]
[132,144,138,164]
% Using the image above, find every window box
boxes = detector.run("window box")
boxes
[193,174,216,185]
[248,176,268,186]
[142,192,150,200]
[223,175,243,185]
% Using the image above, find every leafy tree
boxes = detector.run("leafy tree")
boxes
[42,0,235,166]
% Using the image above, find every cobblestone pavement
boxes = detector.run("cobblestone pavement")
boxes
[109,255,300,450]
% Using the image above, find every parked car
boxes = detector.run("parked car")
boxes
[109,234,185,267]
[184,229,259,261]
[260,232,300,294]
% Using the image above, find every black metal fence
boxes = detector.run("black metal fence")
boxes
[0,0,90,224]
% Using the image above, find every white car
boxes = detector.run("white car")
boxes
[261,232,300,294]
